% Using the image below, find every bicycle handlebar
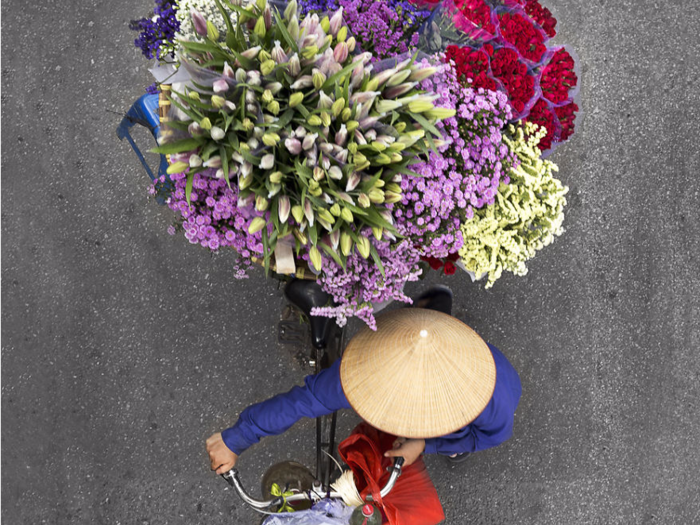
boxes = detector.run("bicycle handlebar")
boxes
[222,457,405,510]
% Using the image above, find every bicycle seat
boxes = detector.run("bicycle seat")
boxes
[284,279,335,350]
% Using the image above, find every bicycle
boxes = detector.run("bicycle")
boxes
[221,278,404,514]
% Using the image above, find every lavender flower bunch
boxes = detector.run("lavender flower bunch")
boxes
[395,57,518,259]
[301,0,431,62]
[310,231,423,329]
[154,0,453,275]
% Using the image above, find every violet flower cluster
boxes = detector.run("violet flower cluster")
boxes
[154,168,272,279]
[130,0,180,60]
[300,0,430,61]
[310,233,422,329]
[395,58,518,259]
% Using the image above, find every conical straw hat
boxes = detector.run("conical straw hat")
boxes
[340,309,496,438]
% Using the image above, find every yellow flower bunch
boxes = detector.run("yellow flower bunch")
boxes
[458,122,568,288]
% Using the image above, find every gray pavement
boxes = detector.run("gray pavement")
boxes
[2,0,700,523]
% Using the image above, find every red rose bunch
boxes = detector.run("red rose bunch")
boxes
[524,98,558,150]
[489,46,535,113]
[523,0,556,37]
[540,48,577,104]
[554,102,578,141]
[421,252,460,275]
[452,0,496,35]
[445,45,499,91]
[497,12,546,63]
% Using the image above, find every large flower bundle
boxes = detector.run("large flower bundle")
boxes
[130,0,577,326]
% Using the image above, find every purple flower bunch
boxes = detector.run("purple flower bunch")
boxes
[157,168,272,278]
[395,58,518,258]
[130,0,180,60]
[300,0,430,61]
[310,234,422,329]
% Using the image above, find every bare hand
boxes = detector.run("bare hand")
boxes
[206,433,238,475]
[384,437,425,466]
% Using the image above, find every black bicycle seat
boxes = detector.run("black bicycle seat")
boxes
[284,279,335,350]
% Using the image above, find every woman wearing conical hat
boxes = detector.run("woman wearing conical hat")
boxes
[207,288,522,471]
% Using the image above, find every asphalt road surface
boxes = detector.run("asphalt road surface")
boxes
[2,0,700,523]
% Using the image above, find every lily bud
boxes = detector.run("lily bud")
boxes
[292,205,304,224]
[375,153,391,164]
[329,203,341,217]
[303,199,315,226]
[262,132,280,146]
[425,107,456,120]
[293,228,308,245]
[206,20,219,41]
[394,121,407,133]
[261,59,276,76]
[357,193,370,208]
[328,166,343,180]
[356,236,370,258]
[308,115,323,126]
[188,90,200,101]
[359,116,379,130]
[284,138,302,155]
[189,154,203,168]
[255,195,269,211]
[320,16,330,33]
[203,155,222,168]
[301,45,318,60]
[312,71,326,89]
[384,191,401,203]
[350,64,365,88]
[336,25,347,42]
[288,15,300,40]
[320,142,334,154]
[260,154,275,170]
[254,16,266,37]
[340,207,354,223]
[371,67,397,87]
[329,229,340,250]
[211,95,225,109]
[408,66,436,82]
[302,133,318,150]
[331,97,345,118]
[313,166,325,181]
[320,112,332,127]
[329,7,344,36]
[284,0,297,20]
[289,92,304,107]
[213,79,229,94]
[247,71,262,86]
[275,195,290,224]
[190,9,207,36]
[372,227,383,241]
[167,161,189,174]
[353,129,367,145]
[321,156,331,170]
[335,124,348,146]
[365,77,379,92]
[263,5,272,29]
[333,41,348,63]
[386,69,411,87]
[345,172,361,191]
[408,100,434,113]
[290,75,313,89]
[288,53,301,76]
[368,188,385,203]
[210,126,225,141]
[265,82,283,95]
[340,231,353,256]
[235,69,247,84]
[188,122,203,136]
[248,217,267,234]
[241,45,262,60]
[309,246,322,271]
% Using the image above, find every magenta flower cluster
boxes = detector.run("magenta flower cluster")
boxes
[395,58,518,259]
[310,233,422,329]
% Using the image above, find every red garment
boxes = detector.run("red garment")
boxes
[338,423,445,525]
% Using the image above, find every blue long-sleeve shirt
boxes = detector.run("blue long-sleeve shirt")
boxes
[222,343,522,456]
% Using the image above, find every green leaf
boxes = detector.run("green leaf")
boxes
[262,228,271,276]
[214,0,236,42]
[185,171,194,205]
[167,92,205,122]
[411,112,442,139]
[369,244,386,279]
[273,109,295,131]
[219,146,231,188]
[320,242,346,272]
[272,9,298,52]
[322,58,363,91]
[152,138,203,155]
[308,223,318,246]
